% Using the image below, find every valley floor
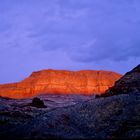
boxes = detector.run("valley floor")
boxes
[0,93,140,139]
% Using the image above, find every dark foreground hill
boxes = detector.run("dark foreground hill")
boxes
[100,64,140,97]
[0,65,140,139]
[0,94,140,139]
[0,93,139,139]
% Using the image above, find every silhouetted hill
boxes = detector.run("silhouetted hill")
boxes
[100,64,140,97]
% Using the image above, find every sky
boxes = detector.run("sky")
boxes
[0,0,140,83]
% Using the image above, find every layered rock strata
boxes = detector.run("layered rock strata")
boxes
[0,69,122,99]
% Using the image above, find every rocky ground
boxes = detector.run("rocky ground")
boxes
[0,92,140,139]
[0,94,93,123]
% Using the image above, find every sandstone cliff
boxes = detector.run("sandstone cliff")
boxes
[0,69,122,99]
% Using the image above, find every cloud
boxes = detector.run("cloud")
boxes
[0,0,140,83]
[0,0,140,56]
[68,37,140,62]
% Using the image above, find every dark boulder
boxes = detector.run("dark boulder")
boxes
[30,97,46,108]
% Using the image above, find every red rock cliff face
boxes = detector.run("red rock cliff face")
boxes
[0,69,122,99]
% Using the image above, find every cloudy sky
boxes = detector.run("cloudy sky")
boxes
[0,0,140,83]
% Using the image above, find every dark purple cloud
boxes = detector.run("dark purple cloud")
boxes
[0,0,140,83]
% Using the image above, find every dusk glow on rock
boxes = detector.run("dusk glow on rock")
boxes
[0,69,121,99]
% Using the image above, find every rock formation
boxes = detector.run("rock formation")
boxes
[99,64,140,97]
[29,97,46,108]
[0,69,122,99]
